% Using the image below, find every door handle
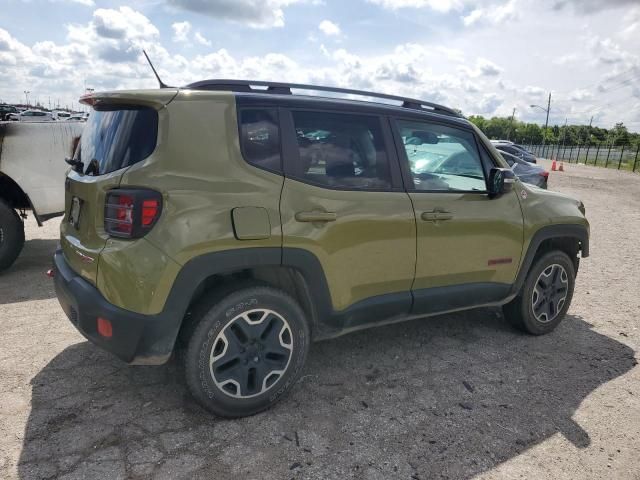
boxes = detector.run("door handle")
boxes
[421,212,439,221]
[295,211,337,223]
[421,210,453,222]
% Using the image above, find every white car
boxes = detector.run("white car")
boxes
[53,111,71,121]
[0,121,84,270]
[18,110,55,122]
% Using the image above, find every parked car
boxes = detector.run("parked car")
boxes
[17,110,55,122]
[499,150,548,188]
[66,115,86,122]
[53,111,71,121]
[0,104,18,121]
[0,121,84,270]
[491,140,537,163]
[53,81,589,417]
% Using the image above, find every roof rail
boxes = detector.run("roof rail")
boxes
[184,79,461,117]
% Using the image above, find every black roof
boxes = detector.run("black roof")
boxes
[184,79,464,121]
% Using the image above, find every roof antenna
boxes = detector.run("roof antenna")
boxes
[142,50,172,89]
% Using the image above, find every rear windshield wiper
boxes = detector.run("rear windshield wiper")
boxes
[85,159,100,176]
[65,157,84,174]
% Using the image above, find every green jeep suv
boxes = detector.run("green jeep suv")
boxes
[53,81,589,417]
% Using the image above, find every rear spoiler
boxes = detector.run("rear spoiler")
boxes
[79,89,179,110]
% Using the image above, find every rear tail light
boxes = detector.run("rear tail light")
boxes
[104,189,162,239]
[541,171,549,178]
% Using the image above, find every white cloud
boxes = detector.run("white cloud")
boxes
[47,0,95,5]
[459,57,503,77]
[194,32,212,46]
[552,53,580,65]
[569,89,593,101]
[172,21,191,43]
[462,0,518,26]
[550,0,638,15]
[589,36,637,66]
[318,20,341,36]
[475,93,503,114]
[367,0,463,12]
[523,86,546,96]
[166,0,304,28]
[620,6,640,37]
[90,7,159,41]
[2,0,639,130]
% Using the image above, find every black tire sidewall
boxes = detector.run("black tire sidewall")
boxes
[185,286,309,417]
[520,251,575,335]
[0,201,25,272]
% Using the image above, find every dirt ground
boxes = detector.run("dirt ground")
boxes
[1,160,639,480]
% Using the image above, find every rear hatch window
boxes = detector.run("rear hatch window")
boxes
[75,106,158,176]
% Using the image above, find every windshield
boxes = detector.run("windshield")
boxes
[74,105,158,176]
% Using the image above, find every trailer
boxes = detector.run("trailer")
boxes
[0,121,83,271]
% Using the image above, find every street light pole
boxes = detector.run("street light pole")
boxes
[531,92,552,157]
[23,90,30,107]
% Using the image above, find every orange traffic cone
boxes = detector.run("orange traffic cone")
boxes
[551,159,557,171]
[558,162,564,172]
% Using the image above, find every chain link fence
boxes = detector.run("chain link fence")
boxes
[528,143,640,172]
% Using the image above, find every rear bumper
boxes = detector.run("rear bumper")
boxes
[53,249,176,365]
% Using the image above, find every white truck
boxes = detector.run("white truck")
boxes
[0,121,83,271]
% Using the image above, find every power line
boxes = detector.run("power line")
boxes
[551,66,640,95]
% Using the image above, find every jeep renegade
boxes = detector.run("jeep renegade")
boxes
[53,81,589,417]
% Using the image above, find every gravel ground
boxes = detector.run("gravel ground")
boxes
[1,160,639,480]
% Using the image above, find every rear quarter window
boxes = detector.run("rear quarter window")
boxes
[75,106,158,176]
[238,108,282,173]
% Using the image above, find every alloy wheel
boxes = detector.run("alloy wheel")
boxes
[531,264,568,323]
[209,309,293,398]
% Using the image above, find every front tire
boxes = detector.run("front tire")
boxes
[0,200,25,272]
[184,284,310,417]
[503,250,575,335]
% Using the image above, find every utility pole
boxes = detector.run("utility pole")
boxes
[560,118,568,161]
[531,92,552,157]
[507,108,516,141]
[544,92,551,134]
[584,116,593,164]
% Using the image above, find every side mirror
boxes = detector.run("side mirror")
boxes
[488,167,516,198]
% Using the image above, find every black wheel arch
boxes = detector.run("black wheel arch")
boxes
[167,248,332,346]
[511,224,589,296]
[0,173,42,225]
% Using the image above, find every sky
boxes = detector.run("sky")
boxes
[0,0,639,130]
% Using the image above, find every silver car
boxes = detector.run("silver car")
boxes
[499,150,548,188]
[18,110,55,122]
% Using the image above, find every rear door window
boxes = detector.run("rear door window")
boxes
[75,106,158,176]
[290,110,392,190]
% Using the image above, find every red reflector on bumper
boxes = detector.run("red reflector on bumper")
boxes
[97,317,113,338]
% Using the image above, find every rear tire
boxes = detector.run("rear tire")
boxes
[184,284,310,417]
[503,250,575,335]
[0,200,25,272]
